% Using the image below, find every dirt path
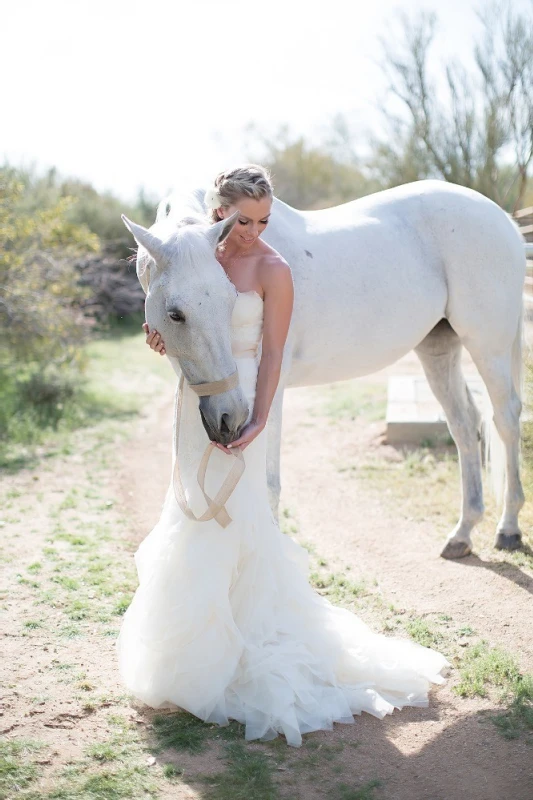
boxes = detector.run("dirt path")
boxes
[2,349,532,799]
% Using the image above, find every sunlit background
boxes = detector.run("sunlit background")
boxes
[5,0,530,200]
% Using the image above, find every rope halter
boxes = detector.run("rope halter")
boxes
[172,369,245,529]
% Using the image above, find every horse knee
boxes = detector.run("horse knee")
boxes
[267,471,281,498]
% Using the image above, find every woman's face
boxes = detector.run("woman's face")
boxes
[219,196,272,248]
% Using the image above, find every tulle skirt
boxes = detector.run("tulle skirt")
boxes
[116,356,448,747]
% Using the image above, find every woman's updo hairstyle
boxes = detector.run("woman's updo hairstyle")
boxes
[208,164,273,223]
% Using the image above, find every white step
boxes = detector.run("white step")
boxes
[386,375,485,445]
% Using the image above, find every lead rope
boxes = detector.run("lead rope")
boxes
[172,370,245,529]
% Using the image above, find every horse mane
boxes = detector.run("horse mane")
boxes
[136,187,209,293]
[155,187,207,230]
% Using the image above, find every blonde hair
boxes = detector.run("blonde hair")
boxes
[209,164,273,222]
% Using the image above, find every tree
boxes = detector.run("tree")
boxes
[373,3,533,211]
[4,165,157,320]
[247,124,379,210]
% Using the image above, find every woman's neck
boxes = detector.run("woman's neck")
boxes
[218,239,257,259]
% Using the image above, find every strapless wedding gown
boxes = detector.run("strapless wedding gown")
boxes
[116,290,448,747]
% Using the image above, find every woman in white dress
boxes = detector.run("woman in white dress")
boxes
[116,164,448,748]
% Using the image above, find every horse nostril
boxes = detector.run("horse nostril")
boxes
[220,413,231,436]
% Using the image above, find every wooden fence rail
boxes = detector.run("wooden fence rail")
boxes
[517,210,533,306]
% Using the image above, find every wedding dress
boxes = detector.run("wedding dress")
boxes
[116,289,448,747]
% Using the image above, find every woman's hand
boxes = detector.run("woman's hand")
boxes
[212,419,265,455]
[142,322,166,356]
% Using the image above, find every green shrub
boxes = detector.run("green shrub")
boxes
[0,168,96,451]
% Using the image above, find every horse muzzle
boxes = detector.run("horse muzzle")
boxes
[198,395,249,445]
[188,370,249,445]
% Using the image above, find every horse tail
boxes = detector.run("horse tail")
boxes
[483,296,525,505]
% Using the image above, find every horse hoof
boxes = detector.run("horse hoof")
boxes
[440,540,472,560]
[494,532,522,551]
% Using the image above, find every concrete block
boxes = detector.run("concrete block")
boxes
[386,375,485,445]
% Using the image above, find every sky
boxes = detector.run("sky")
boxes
[2,0,530,201]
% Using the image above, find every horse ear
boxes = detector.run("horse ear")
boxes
[122,215,167,265]
[205,210,240,250]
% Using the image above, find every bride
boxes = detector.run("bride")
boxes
[116,164,448,748]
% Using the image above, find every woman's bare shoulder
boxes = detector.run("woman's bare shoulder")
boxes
[257,253,292,305]
[256,240,290,277]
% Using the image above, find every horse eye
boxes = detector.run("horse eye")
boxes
[168,310,185,323]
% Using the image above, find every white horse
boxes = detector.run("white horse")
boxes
[122,179,526,559]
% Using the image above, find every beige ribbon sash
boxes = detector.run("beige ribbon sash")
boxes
[172,370,245,529]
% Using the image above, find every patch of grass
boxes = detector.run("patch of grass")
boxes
[152,712,212,754]
[492,674,533,740]
[316,382,387,423]
[22,713,157,798]
[334,779,382,800]
[216,721,246,741]
[455,641,520,698]
[280,506,299,535]
[42,765,157,799]
[87,742,120,763]
[1,315,174,474]
[27,562,42,573]
[293,741,344,770]
[52,660,74,672]
[53,531,91,548]
[37,588,57,606]
[59,623,81,638]
[107,713,128,727]
[405,618,443,649]
[310,571,367,604]
[151,712,247,759]
[0,738,42,799]
[52,574,79,591]
[202,742,277,800]
[16,575,40,589]
[452,639,533,739]
[67,599,91,621]
[403,450,442,477]
[23,620,43,630]
[112,595,132,616]
[58,490,79,511]
[163,763,183,779]
[354,445,461,530]
[0,380,137,477]
[85,731,136,763]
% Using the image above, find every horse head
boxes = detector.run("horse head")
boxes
[121,211,249,445]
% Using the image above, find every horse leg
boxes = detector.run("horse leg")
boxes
[415,321,484,559]
[466,348,524,551]
[266,387,284,522]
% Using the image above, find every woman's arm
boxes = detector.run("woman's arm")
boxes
[225,256,294,453]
